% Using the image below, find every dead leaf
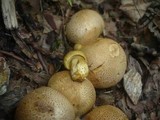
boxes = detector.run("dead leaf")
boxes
[123,68,142,105]
[20,68,50,86]
[126,97,144,115]
[120,0,151,22]
[117,96,132,119]
[96,92,115,106]
[43,11,62,33]
[36,14,53,34]
[148,17,160,39]
[143,72,160,103]
[103,12,117,38]
[139,57,150,72]
[0,57,10,95]
[128,55,143,75]
[12,31,36,60]
[0,87,26,112]
[27,0,41,15]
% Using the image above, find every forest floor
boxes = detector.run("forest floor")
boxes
[0,0,160,120]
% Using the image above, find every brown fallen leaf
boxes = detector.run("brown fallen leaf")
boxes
[117,96,132,119]
[103,12,118,38]
[27,0,41,15]
[143,71,160,104]
[123,68,142,105]
[120,0,151,22]
[96,92,115,106]
[128,55,143,75]
[43,11,62,33]
[126,97,144,115]
[36,14,53,34]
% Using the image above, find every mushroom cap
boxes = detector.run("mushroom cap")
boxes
[81,38,127,88]
[63,50,89,81]
[66,9,104,45]
[48,71,96,117]
[84,105,128,120]
[15,87,75,120]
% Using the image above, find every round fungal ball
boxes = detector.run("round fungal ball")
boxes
[66,9,104,45]
[48,71,96,117]
[15,87,75,120]
[84,105,128,120]
[81,38,127,88]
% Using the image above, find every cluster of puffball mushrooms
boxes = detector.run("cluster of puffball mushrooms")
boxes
[15,9,128,120]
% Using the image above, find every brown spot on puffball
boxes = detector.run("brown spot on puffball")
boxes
[15,87,75,120]
[81,38,127,88]
[84,105,128,120]
[66,9,104,45]
[48,71,96,117]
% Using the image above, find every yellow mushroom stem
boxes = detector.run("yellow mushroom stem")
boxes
[74,44,82,50]
[64,50,89,81]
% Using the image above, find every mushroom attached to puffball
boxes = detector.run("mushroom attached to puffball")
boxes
[48,71,96,117]
[84,105,128,120]
[64,50,89,81]
[66,9,104,45]
[15,87,76,120]
[80,38,127,88]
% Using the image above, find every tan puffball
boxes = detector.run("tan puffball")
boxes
[48,71,96,117]
[66,9,104,45]
[84,105,128,120]
[15,87,75,120]
[81,38,127,88]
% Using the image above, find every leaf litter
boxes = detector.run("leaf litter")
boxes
[0,0,160,119]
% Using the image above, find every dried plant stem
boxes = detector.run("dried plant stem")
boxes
[1,0,18,29]
[0,50,33,67]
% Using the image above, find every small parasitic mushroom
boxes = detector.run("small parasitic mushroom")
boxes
[80,38,127,88]
[66,9,104,45]
[15,87,76,120]
[64,50,89,81]
[48,71,96,117]
[84,105,128,120]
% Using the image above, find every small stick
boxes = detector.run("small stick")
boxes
[37,52,49,74]
[0,50,33,67]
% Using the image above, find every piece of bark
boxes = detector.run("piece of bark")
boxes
[2,0,18,29]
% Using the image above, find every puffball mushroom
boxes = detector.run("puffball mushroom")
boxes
[15,87,75,120]
[84,105,128,120]
[48,71,96,117]
[80,38,127,88]
[66,9,104,45]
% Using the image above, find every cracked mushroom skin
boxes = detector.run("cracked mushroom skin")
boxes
[84,105,128,120]
[48,71,96,117]
[66,9,104,45]
[15,87,75,120]
[64,50,89,81]
[81,38,127,88]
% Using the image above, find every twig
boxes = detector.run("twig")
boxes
[0,50,34,67]
[37,52,49,74]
